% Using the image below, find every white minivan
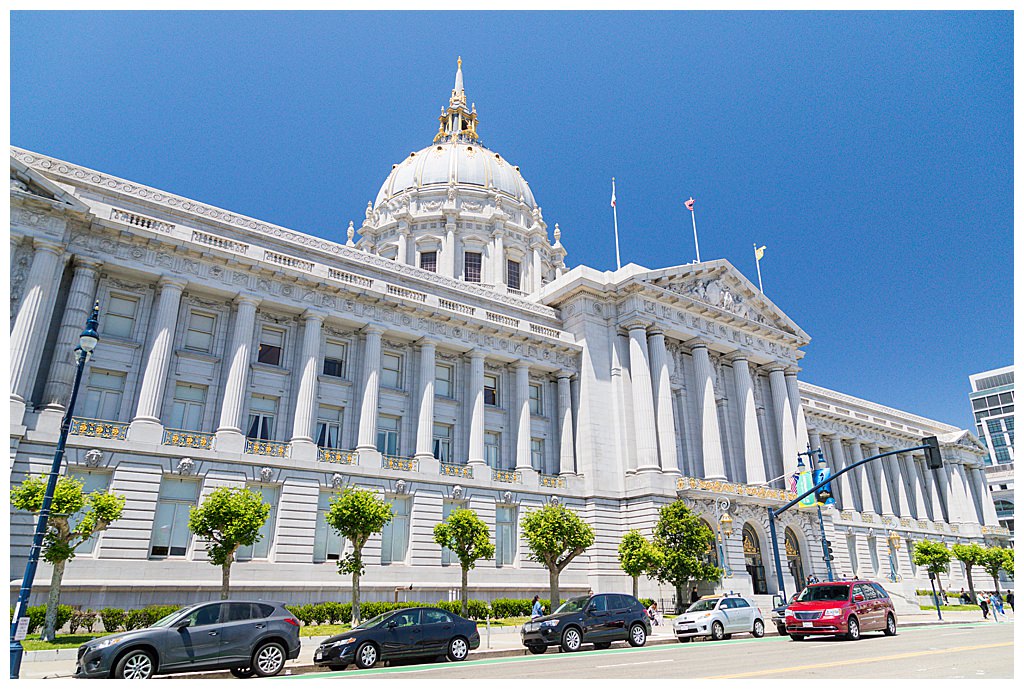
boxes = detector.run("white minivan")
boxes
[672,594,766,642]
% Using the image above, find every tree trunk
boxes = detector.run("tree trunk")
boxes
[675,584,684,614]
[41,559,67,642]
[352,568,361,625]
[632,575,639,600]
[965,566,976,604]
[221,557,233,600]
[992,574,1001,596]
[549,568,560,612]
[461,566,469,618]
[935,572,944,598]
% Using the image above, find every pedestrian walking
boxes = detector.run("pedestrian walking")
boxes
[690,586,700,605]
[531,595,544,618]
[992,591,1005,616]
[1006,591,1014,611]
[979,593,990,619]
[647,601,660,626]
[941,590,949,606]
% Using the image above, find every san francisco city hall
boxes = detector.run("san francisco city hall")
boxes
[9,62,1009,611]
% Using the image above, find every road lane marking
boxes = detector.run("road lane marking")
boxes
[596,659,674,669]
[701,641,1014,679]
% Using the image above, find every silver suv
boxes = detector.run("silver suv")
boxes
[672,594,765,642]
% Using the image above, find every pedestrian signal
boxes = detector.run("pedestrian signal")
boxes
[923,435,942,470]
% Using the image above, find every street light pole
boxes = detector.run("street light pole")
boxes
[10,301,100,679]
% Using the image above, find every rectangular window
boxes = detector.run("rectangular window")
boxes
[381,497,411,564]
[531,438,544,471]
[506,260,521,291]
[315,406,343,449]
[420,251,437,273]
[67,469,111,555]
[323,341,347,378]
[496,505,516,567]
[432,423,452,462]
[103,294,139,339]
[168,383,207,431]
[377,415,400,456]
[485,431,501,468]
[150,477,199,558]
[484,374,499,407]
[529,383,542,415]
[184,312,216,353]
[246,395,277,440]
[257,326,285,366]
[464,252,482,283]
[381,353,403,389]
[80,370,126,420]
[435,363,454,398]
[237,484,279,560]
[314,492,345,563]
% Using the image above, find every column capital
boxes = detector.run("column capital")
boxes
[621,318,651,333]
[32,238,65,254]
[514,360,531,372]
[647,327,666,338]
[416,337,437,348]
[556,369,573,381]
[468,349,486,361]
[73,255,104,271]
[726,349,752,363]
[686,337,712,350]
[362,323,386,335]
[157,275,189,291]
[784,366,801,377]
[300,309,327,323]
[764,364,787,374]
[234,292,262,307]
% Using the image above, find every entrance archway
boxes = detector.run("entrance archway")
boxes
[785,527,806,587]
[701,519,719,569]
[743,523,769,594]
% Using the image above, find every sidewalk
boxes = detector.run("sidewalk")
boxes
[17,610,1010,679]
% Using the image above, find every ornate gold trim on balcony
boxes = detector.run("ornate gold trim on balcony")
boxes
[899,517,914,528]
[382,455,418,472]
[675,476,796,503]
[439,462,473,479]
[861,513,875,523]
[162,428,215,450]
[840,510,856,521]
[539,474,567,489]
[917,519,930,529]
[244,439,290,457]
[318,448,356,465]
[981,525,1010,536]
[491,469,521,484]
[70,417,129,440]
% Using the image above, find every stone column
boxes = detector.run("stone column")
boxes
[970,466,1000,526]
[557,373,575,475]
[442,220,457,278]
[784,369,810,452]
[216,294,261,452]
[289,311,325,461]
[648,330,680,474]
[628,323,660,473]
[932,460,952,523]
[355,325,384,454]
[492,231,505,287]
[467,351,486,468]
[867,444,893,516]
[396,229,409,265]
[731,355,765,484]
[920,456,944,522]
[615,333,638,473]
[41,257,103,410]
[691,342,726,480]
[131,277,188,441]
[827,435,848,509]
[514,362,533,471]
[768,367,797,475]
[413,340,437,461]
[10,239,64,424]
[945,460,974,525]
[532,245,543,292]
[848,441,872,514]
[902,453,929,521]
[888,453,911,518]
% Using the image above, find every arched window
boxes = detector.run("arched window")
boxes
[785,527,805,586]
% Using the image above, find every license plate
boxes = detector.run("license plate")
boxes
[314,652,323,660]
[802,622,813,628]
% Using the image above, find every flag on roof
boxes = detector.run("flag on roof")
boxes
[610,179,617,208]
[755,245,766,261]
[685,197,695,212]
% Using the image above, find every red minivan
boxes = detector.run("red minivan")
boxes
[785,580,897,641]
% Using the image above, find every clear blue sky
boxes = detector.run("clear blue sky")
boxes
[10,11,1012,431]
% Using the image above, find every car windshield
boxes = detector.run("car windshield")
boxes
[797,585,851,602]
[686,599,720,613]
[554,597,589,614]
[354,612,396,630]
[150,605,198,628]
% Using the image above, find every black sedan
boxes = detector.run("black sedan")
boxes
[314,607,480,670]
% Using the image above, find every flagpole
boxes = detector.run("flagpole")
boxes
[687,197,701,263]
[754,243,764,293]
[612,178,621,270]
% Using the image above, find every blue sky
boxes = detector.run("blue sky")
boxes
[10,11,1012,431]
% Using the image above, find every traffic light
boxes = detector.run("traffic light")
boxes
[823,539,834,561]
[923,435,943,470]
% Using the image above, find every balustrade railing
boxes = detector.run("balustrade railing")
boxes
[318,448,357,464]
[539,474,567,488]
[162,428,215,450]
[264,250,315,273]
[244,439,291,457]
[70,418,129,441]
[327,268,373,287]
[486,311,520,328]
[491,468,522,484]
[110,208,175,233]
[439,461,473,479]
[192,229,249,254]
[386,284,427,302]
[382,455,419,472]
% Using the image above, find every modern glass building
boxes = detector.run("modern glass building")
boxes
[969,366,1014,541]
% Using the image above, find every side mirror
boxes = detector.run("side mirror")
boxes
[853,594,865,602]
[387,620,398,629]
[772,594,784,609]
[173,618,190,629]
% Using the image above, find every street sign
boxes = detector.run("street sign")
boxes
[14,617,29,642]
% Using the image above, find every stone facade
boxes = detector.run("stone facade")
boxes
[8,65,1009,610]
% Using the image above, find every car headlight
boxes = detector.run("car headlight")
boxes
[93,636,125,650]
[330,638,357,648]
[540,620,560,628]
[823,608,843,618]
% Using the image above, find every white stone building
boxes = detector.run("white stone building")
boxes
[9,62,1009,610]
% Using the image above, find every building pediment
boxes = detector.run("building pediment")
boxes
[10,156,89,213]
[938,430,987,454]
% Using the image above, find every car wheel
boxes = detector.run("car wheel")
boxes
[846,616,861,641]
[327,664,348,671]
[791,634,805,642]
[677,637,692,643]
[884,613,897,636]
[252,641,287,677]
[230,667,255,678]
[593,642,612,650]
[560,627,582,652]
[113,649,156,679]
[776,626,789,637]
[527,645,547,655]
[628,623,647,647]
[710,621,725,641]
[752,619,765,638]
[446,636,470,662]
[355,641,379,669]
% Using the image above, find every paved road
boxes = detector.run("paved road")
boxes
[284,622,1013,680]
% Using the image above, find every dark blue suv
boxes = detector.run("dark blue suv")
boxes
[520,593,651,654]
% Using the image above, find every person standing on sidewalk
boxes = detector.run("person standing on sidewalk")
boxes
[690,586,700,605]
[978,592,990,619]
[531,596,544,618]
[1006,591,1014,611]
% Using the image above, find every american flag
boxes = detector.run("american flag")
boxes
[685,197,695,212]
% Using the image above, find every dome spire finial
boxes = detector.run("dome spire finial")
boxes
[435,57,479,144]
[451,56,466,107]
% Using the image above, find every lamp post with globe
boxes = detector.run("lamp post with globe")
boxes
[10,302,100,679]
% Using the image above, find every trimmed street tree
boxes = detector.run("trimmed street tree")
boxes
[618,530,661,599]
[188,486,270,600]
[433,508,495,617]
[649,500,720,613]
[325,487,393,624]
[911,539,951,595]
[11,474,126,642]
[951,543,986,603]
[521,503,595,610]
[980,546,1011,594]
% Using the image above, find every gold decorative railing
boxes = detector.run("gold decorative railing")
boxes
[491,469,522,484]
[382,455,418,472]
[318,448,356,464]
[70,418,129,441]
[675,476,797,503]
[539,474,567,489]
[162,428,215,450]
[439,462,473,479]
[244,439,290,457]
